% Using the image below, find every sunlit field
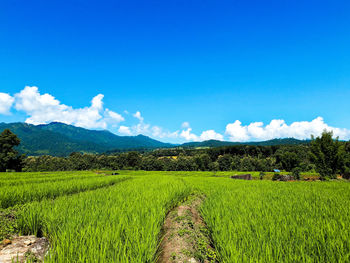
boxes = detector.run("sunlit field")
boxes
[1,171,349,262]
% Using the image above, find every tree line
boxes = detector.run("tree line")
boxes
[1,129,350,180]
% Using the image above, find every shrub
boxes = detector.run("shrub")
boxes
[272,173,281,181]
[259,172,265,180]
[291,167,302,180]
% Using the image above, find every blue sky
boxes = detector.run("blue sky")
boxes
[0,0,350,142]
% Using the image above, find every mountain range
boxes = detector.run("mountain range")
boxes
[0,122,309,156]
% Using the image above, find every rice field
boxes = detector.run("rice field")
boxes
[0,171,349,262]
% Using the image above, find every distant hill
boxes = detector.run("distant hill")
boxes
[180,138,309,148]
[0,122,310,156]
[181,140,240,148]
[0,122,174,156]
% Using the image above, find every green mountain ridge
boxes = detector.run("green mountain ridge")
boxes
[0,122,309,156]
[181,138,310,148]
[0,122,174,156]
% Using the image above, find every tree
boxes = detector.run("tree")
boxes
[310,130,344,180]
[278,151,300,171]
[291,167,302,180]
[239,156,255,171]
[341,141,350,179]
[125,151,142,169]
[208,161,219,172]
[259,171,265,180]
[194,154,211,171]
[217,154,233,171]
[0,129,24,171]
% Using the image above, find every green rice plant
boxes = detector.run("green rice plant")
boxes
[17,175,191,262]
[0,174,130,208]
[0,173,108,187]
[189,177,350,262]
[6,171,350,262]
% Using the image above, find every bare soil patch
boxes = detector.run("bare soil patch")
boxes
[158,195,217,263]
[0,235,49,263]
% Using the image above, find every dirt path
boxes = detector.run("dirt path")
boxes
[158,195,217,263]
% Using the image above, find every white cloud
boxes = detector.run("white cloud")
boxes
[181,122,190,129]
[133,122,151,134]
[133,111,144,122]
[119,121,179,140]
[151,126,179,139]
[180,124,223,142]
[225,120,250,141]
[105,109,124,123]
[4,86,350,143]
[126,110,180,139]
[200,130,224,141]
[118,126,132,135]
[225,117,350,141]
[0,93,14,115]
[180,128,199,141]
[14,86,124,129]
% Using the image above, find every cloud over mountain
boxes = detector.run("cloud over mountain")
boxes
[0,93,14,114]
[225,117,350,141]
[13,86,124,129]
[1,86,350,142]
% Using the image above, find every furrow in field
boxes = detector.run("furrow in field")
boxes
[0,175,131,209]
[0,174,109,187]
[157,194,217,263]
[0,171,91,181]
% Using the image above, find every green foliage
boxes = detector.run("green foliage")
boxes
[217,154,233,171]
[15,129,349,177]
[0,129,24,172]
[259,171,266,180]
[291,167,302,180]
[208,161,219,171]
[278,151,300,171]
[310,131,344,179]
[341,142,350,179]
[0,207,18,240]
[272,172,281,181]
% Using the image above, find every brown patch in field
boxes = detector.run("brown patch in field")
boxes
[0,235,49,263]
[157,196,217,263]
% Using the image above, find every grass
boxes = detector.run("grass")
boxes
[0,170,349,262]
[190,177,350,262]
[0,173,131,209]
[17,175,191,262]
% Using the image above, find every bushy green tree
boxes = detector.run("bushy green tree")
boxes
[259,171,265,180]
[239,156,255,171]
[310,131,344,179]
[278,151,300,171]
[217,154,233,171]
[125,151,142,169]
[291,167,302,180]
[194,154,211,171]
[341,141,350,179]
[208,161,219,171]
[0,129,24,171]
